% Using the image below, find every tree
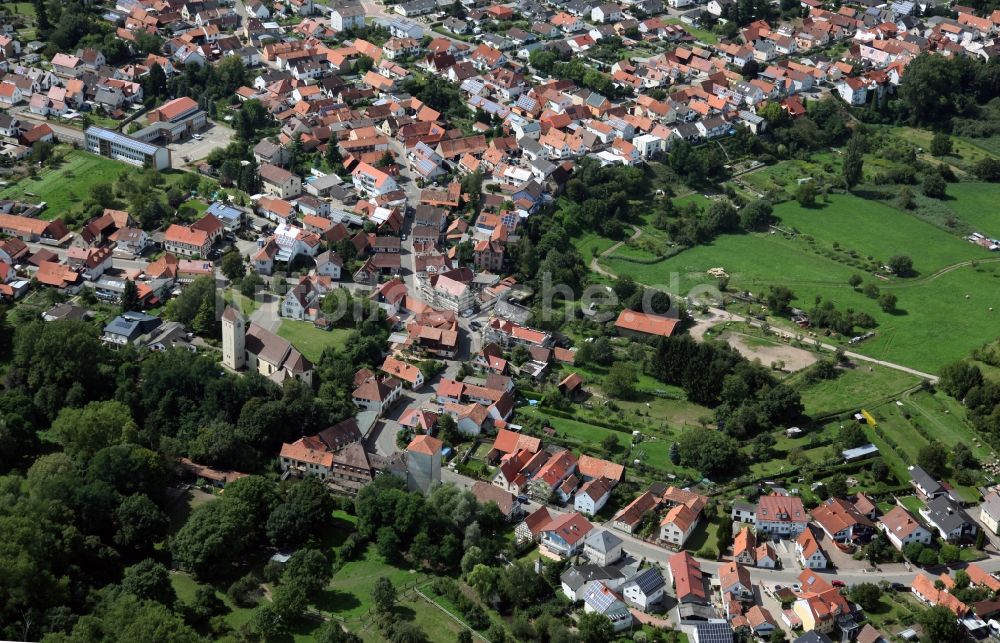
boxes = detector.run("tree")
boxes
[837,424,867,450]
[676,429,740,478]
[887,255,915,277]
[930,132,953,156]
[918,442,948,478]
[922,172,947,199]
[878,293,898,313]
[825,476,848,499]
[590,336,614,366]
[601,434,619,454]
[120,279,140,314]
[898,185,916,210]
[605,362,637,399]
[668,441,680,465]
[50,400,137,459]
[372,577,397,615]
[33,0,49,32]
[283,549,332,596]
[466,564,502,602]
[952,443,976,470]
[939,361,983,399]
[739,199,774,230]
[316,623,363,643]
[765,285,795,315]
[121,560,177,606]
[240,270,263,300]
[114,493,169,553]
[220,249,246,281]
[848,274,863,288]
[918,548,939,567]
[577,612,614,643]
[144,63,168,101]
[918,604,966,642]
[796,181,817,207]
[939,543,960,565]
[842,134,865,189]
[972,157,1000,182]
[848,583,882,611]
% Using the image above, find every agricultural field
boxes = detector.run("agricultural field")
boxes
[277,320,351,363]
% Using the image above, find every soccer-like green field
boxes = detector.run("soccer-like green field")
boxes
[603,192,1000,373]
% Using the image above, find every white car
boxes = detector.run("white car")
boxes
[192,133,203,141]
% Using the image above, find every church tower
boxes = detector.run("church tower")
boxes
[221,306,245,371]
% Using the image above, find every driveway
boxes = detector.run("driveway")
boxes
[167,123,234,169]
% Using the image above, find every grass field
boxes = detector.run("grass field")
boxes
[603,191,1000,372]
[322,544,426,620]
[774,195,982,274]
[790,363,921,417]
[170,572,258,635]
[939,182,1000,233]
[277,321,351,363]
[663,18,718,44]
[0,151,132,218]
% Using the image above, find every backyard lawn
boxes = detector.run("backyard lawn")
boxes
[277,321,352,363]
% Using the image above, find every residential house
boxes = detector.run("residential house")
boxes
[582,529,624,566]
[920,495,978,542]
[612,491,660,534]
[810,497,876,544]
[911,573,969,617]
[561,565,626,601]
[795,528,828,569]
[718,561,753,602]
[260,163,302,199]
[660,504,699,548]
[582,581,633,633]
[980,491,1000,535]
[668,551,707,604]
[470,481,522,521]
[622,567,666,612]
[575,477,614,516]
[163,224,211,258]
[539,511,594,557]
[756,494,809,537]
[908,465,946,500]
[879,506,933,551]
[352,374,403,415]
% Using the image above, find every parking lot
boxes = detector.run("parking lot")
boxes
[166,123,234,170]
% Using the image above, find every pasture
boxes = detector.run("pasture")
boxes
[602,191,1000,373]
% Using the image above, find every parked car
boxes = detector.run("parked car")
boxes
[831,580,846,588]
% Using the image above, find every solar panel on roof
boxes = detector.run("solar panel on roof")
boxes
[693,621,734,643]
[85,126,158,155]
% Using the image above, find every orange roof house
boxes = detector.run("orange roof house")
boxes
[615,309,679,338]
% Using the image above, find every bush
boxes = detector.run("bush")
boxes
[918,548,939,567]
[227,573,262,608]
